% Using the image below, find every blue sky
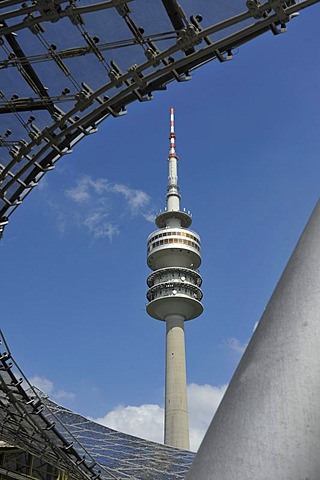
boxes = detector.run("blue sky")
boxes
[1,4,319,451]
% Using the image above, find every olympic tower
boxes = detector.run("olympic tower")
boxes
[146,108,203,450]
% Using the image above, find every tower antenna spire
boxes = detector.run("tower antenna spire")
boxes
[169,107,177,158]
[166,107,180,212]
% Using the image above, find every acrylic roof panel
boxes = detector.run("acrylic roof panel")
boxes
[0,331,194,480]
[0,0,318,237]
[45,401,195,480]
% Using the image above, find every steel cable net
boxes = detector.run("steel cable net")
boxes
[0,0,318,236]
[0,331,195,480]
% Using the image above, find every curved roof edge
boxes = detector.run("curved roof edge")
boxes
[0,330,194,480]
[1,0,319,237]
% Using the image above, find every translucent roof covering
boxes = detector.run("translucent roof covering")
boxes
[0,331,194,480]
[0,0,317,237]
[45,401,195,480]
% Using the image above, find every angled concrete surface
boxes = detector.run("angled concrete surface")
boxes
[187,201,320,480]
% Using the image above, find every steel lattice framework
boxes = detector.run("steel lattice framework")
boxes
[0,0,319,238]
[0,331,195,480]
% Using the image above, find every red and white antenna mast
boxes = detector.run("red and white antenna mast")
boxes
[169,107,177,158]
[167,107,180,212]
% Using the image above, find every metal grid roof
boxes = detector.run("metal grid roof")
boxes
[0,0,319,237]
[0,331,194,480]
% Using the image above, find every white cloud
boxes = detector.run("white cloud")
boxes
[61,176,154,241]
[65,177,110,201]
[37,175,48,191]
[90,383,227,452]
[143,212,156,223]
[46,199,68,234]
[188,383,227,451]
[54,389,76,401]
[83,210,119,240]
[225,323,259,357]
[88,177,110,195]
[112,183,150,213]
[92,404,164,444]
[226,337,247,355]
[65,176,151,214]
[29,375,54,395]
[65,179,91,202]
[29,375,75,402]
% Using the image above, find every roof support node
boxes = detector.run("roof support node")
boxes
[113,0,130,17]
[177,24,201,52]
[269,0,291,21]
[109,60,129,88]
[35,0,62,22]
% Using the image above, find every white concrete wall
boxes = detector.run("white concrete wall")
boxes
[187,201,320,479]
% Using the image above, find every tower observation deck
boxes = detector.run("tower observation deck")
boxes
[146,108,203,450]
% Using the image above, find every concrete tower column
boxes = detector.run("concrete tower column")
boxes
[165,314,189,449]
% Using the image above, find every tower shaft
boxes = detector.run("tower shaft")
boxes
[165,314,189,449]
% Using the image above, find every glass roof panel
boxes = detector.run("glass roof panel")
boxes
[0,0,318,237]
[0,331,195,480]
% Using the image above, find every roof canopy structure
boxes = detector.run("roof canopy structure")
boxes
[0,0,319,237]
[0,331,195,480]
